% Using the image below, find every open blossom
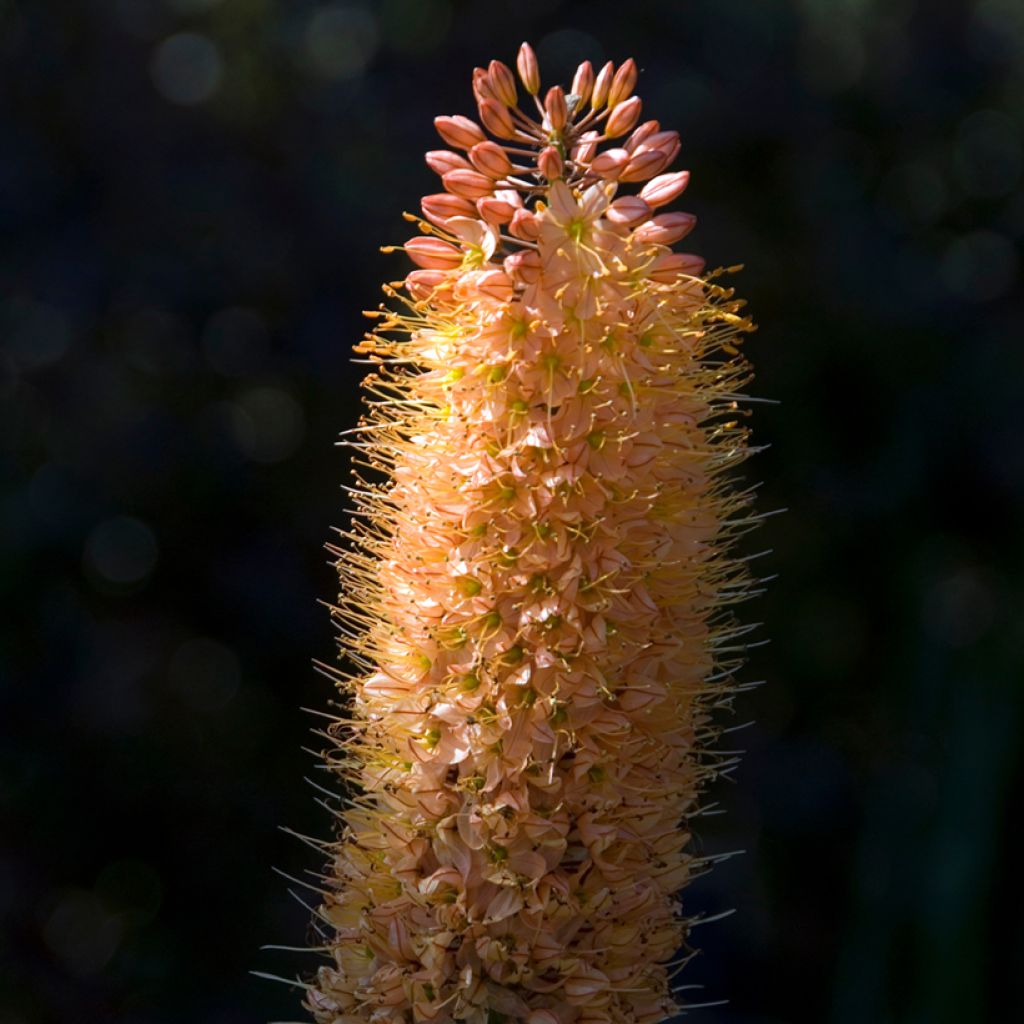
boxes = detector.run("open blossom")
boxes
[305,44,759,1024]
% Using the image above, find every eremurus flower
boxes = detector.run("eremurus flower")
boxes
[303,43,759,1024]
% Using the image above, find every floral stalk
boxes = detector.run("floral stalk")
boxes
[306,44,758,1024]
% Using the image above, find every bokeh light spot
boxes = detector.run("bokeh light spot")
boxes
[120,307,193,376]
[878,160,948,227]
[940,230,1018,302]
[304,4,379,80]
[84,516,159,589]
[168,636,241,712]
[2,297,72,370]
[922,566,996,649]
[970,0,1024,60]
[42,890,122,978]
[229,386,305,463]
[952,109,1022,198]
[151,32,224,106]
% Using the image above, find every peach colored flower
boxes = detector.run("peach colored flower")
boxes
[303,42,759,1024]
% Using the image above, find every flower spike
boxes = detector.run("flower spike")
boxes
[301,44,760,1024]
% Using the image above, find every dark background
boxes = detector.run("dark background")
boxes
[2,1,1022,1022]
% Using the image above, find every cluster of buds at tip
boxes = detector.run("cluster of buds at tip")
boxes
[305,42,760,1024]
[420,46,686,254]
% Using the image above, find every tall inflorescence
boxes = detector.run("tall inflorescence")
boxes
[307,44,759,1024]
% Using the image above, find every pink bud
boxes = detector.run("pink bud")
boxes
[608,58,637,107]
[592,61,614,109]
[487,60,517,107]
[605,96,642,137]
[468,141,513,179]
[478,98,517,140]
[659,137,681,168]
[619,149,666,183]
[622,120,663,152]
[477,194,520,226]
[421,192,476,226]
[638,132,680,174]
[404,269,446,300]
[526,1012,560,1024]
[405,236,463,270]
[645,151,674,177]
[624,120,661,153]
[425,149,471,176]
[544,86,568,132]
[472,67,495,105]
[632,212,697,245]
[538,145,564,181]
[516,42,540,95]
[571,130,600,164]
[571,61,594,105]
[639,170,691,208]
[441,168,495,200]
[590,147,630,180]
[509,208,540,241]
[476,268,515,302]
[605,195,651,227]
[504,249,541,284]
[648,251,705,283]
[638,129,679,154]
[434,115,486,150]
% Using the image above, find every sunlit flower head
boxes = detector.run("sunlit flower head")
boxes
[300,42,759,1024]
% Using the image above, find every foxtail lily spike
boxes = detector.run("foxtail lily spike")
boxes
[305,43,759,1024]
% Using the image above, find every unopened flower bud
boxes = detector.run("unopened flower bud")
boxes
[637,129,679,154]
[404,268,446,300]
[527,1012,561,1024]
[425,149,471,175]
[442,168,495,200]
[477,193,521,225]
[537,145,564,181]
[421,192,476,225]
[659,136,682,168]
[404,236,463,269]
[648,251,706,282]
[624,120,661,153]
[608,58,638,107]
[488,60,518,107]
[632,212,698,245]
[592,61,614,109]
[571,61,594,106]
[469,141,513,179]
[590,147,630,180]
[434,115,486,150]
[516,41,540,95]
[478,98,517,140]
[472,67,495,104]
[508,207,539,241]
[605,194,651,226]
[572,130,601,164]
[639,170,691,208]
[605,95,642,137]
[544,86,568,133]
[619,149,666,183]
